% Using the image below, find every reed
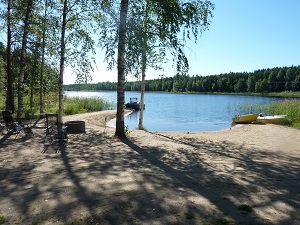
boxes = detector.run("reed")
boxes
[241,99,300,128]
[63,96,113,115]
[267,99,300,128]
[236,102,264,115]
[0,95,114,119]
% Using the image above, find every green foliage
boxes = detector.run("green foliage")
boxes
[98,0,214,78]
[268,100,300,128]
[64,102,83,115]
[0,56,5,94]
[0,96,5,110]
[4,94,114,120]
[239,99,300,128]
[63,96,113,115]
[20,92,58,119]
[64,65,300,94]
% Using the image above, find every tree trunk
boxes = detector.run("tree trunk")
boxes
[40,0,48,115]
[6,0,14,113]
[138,2,149,130]
[115,0,129,138]
[30,46,39,119]
[138,67,146,129]
[58,0,68,137]
[17,0,34,122]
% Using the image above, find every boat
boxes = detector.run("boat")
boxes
[125,97,145,110]
[256,114,287,124]
[232,113,259,124]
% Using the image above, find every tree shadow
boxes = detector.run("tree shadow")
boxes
[0,127,299,225]
[120,133,300,225]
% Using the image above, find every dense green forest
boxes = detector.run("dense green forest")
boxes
[0,42,59,95]
[64,65,300,94]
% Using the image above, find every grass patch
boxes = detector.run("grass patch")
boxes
[264,91,300,98]
[240,99,300,128]
[264,99,300,128]
[0,214,6,224]
[1,94,115,120]
[64,96,113,115]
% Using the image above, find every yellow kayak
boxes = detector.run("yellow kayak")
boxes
[232,113,259,124]
[256,115,287,124]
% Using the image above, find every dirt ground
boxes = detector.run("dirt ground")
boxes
[0,110,299,225]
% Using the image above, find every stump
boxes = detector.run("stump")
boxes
[65,121,85,133]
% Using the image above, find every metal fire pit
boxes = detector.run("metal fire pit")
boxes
[65,121,85,133]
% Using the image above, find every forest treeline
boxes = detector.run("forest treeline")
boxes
[64,65,300,93]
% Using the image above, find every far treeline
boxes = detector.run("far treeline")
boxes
[65,65,300,94]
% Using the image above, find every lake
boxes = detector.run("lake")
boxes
[64,91,283,132]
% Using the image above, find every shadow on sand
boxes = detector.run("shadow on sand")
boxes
[0,126,299,225]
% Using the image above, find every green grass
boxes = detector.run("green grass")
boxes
[63,96,114,115]
[264,91,300,98]
[260,99,300,128]
[0,94,115,120]
[239,99,300,128]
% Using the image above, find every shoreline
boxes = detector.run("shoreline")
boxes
[63,110,300,155]
[105,109,134,128]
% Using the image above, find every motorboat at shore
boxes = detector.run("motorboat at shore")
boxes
[125,97,145,110]
[232,113,259,124]
[256,114,287,124]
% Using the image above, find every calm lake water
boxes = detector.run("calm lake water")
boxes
[64,91,283,132]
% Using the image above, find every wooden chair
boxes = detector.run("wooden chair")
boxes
[1,110,32,138]
[43,113,68,152]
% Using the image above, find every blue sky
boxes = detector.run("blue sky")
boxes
[188,0,300,76]
[79,0,300,84]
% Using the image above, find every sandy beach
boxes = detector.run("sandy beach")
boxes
[0,110,299,225]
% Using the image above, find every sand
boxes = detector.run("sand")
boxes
[0,110,299,225]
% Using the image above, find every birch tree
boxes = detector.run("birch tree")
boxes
[39,0,49,114]
[45,0,99,136]
[115,0,129,137]
[100,0,214,137]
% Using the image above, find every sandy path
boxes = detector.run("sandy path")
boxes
[0,110,299,225]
